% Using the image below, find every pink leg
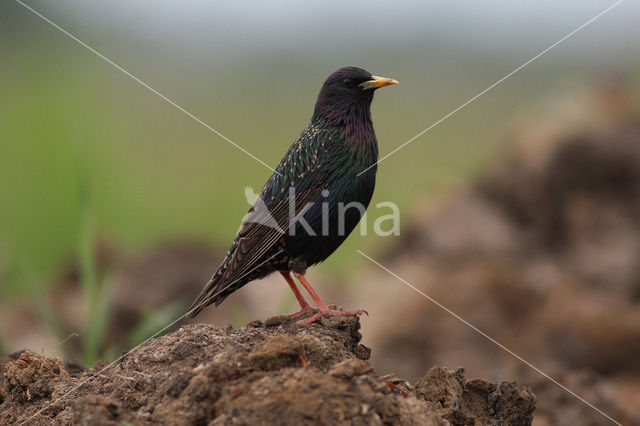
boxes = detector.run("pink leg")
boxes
[280,272,314,319]
[293,272,367,325]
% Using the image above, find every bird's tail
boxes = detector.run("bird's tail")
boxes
[186,272,227,319]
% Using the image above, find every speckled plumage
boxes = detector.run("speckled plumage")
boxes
[188,67,395,318]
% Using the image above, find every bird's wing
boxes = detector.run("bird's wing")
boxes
[221,127,336,282]
[188,127,334,313]
[221,182,327,283]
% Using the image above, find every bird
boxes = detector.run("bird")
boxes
[188,66,398,325]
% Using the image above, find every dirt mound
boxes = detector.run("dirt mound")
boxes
[1,316,535,425]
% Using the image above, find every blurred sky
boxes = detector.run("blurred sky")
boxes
[1,0,639,295]
[16,1,640,43]
[4,1,640,61]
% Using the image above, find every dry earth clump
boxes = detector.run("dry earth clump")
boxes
[1,316,535,425]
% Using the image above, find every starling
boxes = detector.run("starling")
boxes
[188,67,398,324]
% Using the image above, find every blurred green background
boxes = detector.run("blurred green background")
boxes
[1,1,639,362]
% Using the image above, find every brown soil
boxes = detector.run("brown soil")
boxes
[1,316,535,425]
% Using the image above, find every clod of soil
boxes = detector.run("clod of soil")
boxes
[1,316,535,425]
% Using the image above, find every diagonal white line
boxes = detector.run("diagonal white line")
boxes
[358,0,625,176]
[356,250,622,425]
[18,250,283,425]
[14,0,280,175]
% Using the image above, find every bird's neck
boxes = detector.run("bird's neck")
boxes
[312,101,377,161]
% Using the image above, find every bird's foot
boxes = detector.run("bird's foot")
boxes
[297,307,368,326]
[286,305,315,320]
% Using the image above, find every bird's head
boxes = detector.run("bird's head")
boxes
[313,66,398,125]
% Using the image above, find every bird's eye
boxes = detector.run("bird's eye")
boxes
[343,78,354,88]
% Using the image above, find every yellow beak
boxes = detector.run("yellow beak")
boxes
[360,75,399,90]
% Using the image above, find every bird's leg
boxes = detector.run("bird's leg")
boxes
[280,272,314,319]
[292,272,367,325]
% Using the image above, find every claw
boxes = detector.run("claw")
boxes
[286,306,315,320]
[290,271,367,326]
[296,307,367,326]
[297,312,323,326]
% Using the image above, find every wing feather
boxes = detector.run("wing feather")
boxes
[188,127,336,314]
